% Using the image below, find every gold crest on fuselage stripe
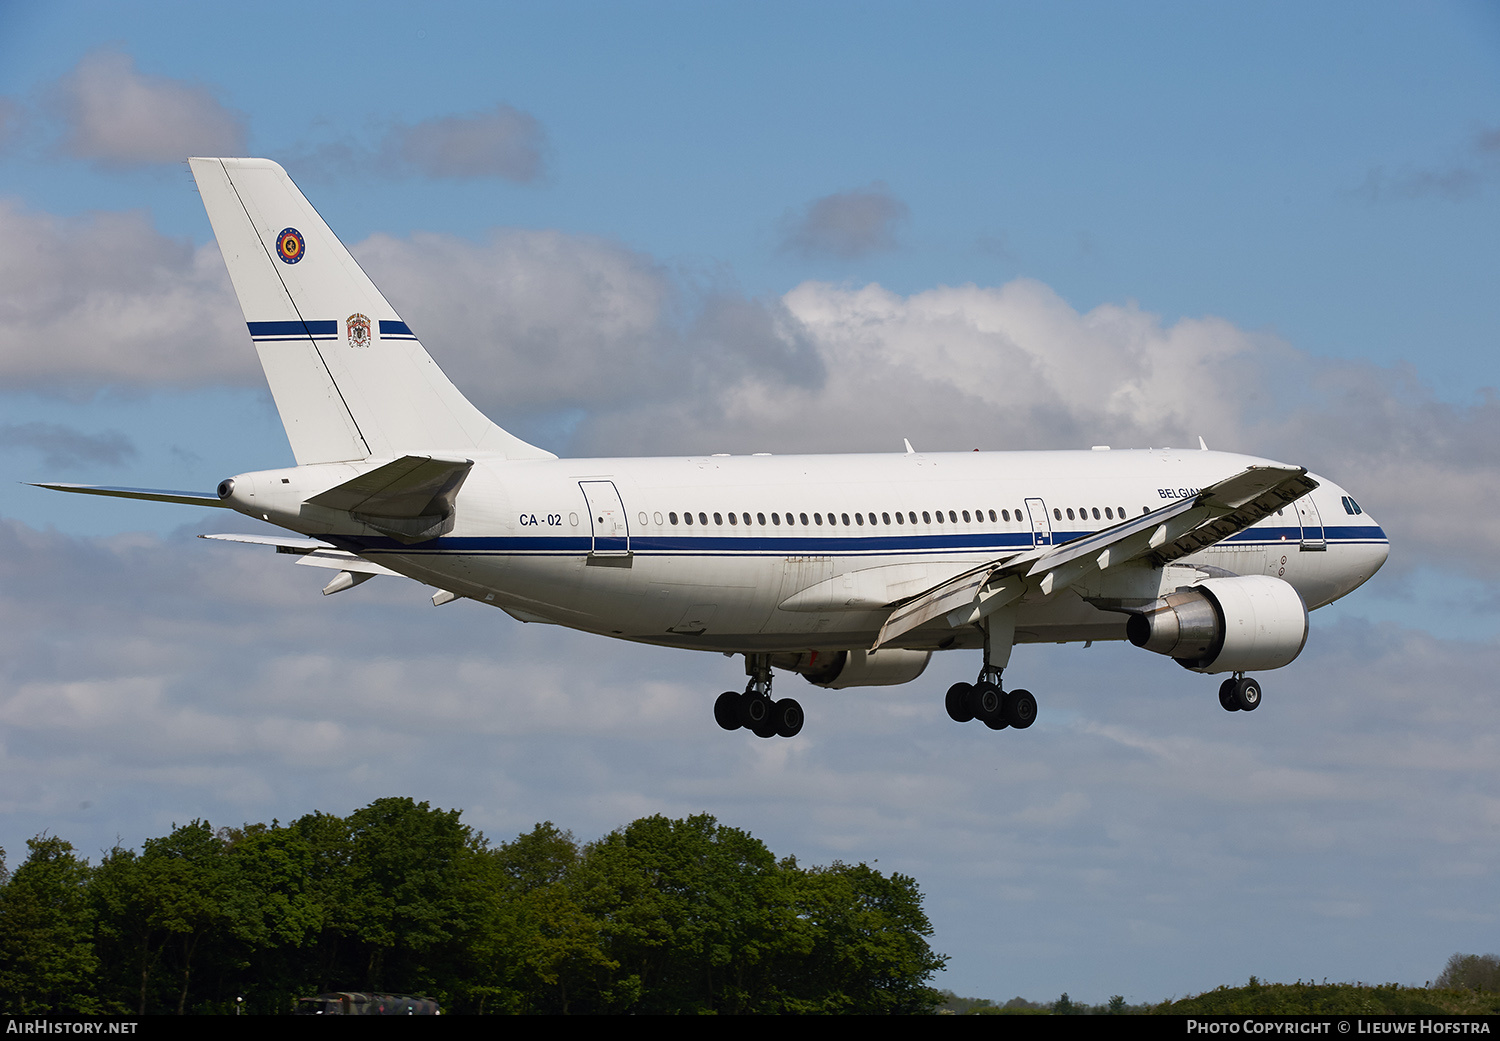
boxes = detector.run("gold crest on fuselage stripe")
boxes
[346,313,371,348]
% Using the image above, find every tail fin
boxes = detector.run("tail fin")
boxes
[189,157,554,465]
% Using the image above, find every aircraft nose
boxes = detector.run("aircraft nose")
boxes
[1344,515,1390,593]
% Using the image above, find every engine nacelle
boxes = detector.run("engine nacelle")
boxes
[1125,575,1308,674]
[773,648,932,689]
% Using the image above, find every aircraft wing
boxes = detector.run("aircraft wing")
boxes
[29,483,228,508]
[874,464,1318,647]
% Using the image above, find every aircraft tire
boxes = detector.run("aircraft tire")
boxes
[970,681,1003,725]
[946,683,976,723]
[1234,677,1262,712]
[715,691,743,730]
[1218,679,1240,712]
[1004,689,1037,729]
[738,691,770,729]
[773,698,804,738]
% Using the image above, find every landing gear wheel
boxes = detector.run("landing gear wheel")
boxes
[1233,676,1261,712]
[983,712,1010,731]
[1003,689,1037,729]
[946,683,976,723]
[1218,678,1240,712]
[970,681,1004,725]
[739,691,771,730]
[715,691,743,730]
[772,698,804,738]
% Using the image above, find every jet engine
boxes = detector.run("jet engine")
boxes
[1125,575,1308,674]
[773,648,932,689]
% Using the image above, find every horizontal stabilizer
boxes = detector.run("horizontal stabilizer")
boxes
[200,533,401,577]
[306,454,473,519]
[31,483,228,508]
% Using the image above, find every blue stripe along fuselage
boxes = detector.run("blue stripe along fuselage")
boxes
[336,524,1388,558]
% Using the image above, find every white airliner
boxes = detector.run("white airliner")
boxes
[39,158,1390,738]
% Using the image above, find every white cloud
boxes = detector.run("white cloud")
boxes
[781,181,910,259]
[380,104,546,182]
[51,50,246,166]
[0,422,135,469]
[0,201,252,390]
[357,227,822,422]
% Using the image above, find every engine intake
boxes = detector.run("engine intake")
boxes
[1126,575,1308,674]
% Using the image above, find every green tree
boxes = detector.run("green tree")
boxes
[576,814,787,1013]
[0,836,100,1014]
[1436,953,1500,992]
[780,860,946,1013]
[218,823,324,1012]
[464,822,616,1014]
[335,797,488,997]
[138,821,230,1014]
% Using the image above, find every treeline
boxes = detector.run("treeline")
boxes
[0,799,946,1015]
[938,991,1146,1015]
[1153,977,1500,1016]
[943,965,1500,1017]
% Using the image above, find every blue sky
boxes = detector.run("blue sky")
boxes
[1,0,1498,1006]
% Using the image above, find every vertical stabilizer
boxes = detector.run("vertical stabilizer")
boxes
[189,157,554,465]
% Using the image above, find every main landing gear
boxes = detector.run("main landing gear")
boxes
[1218,674,1262,712]
[715,654,804,738]
[944,668,1037,731]
[944,606,1037,733]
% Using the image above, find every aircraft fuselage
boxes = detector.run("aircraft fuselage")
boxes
[221,446,1388,656]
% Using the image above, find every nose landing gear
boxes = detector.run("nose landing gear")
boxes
[1218,674,1262,712]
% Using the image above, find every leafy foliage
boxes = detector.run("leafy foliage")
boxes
[1153,979,1500,1016]
[0,802,946,1015]
[1436,952,1500,992]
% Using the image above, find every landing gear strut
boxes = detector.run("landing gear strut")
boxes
[1218,674,1262,712]
[944,607,1038,732]
[716,654,804,738]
